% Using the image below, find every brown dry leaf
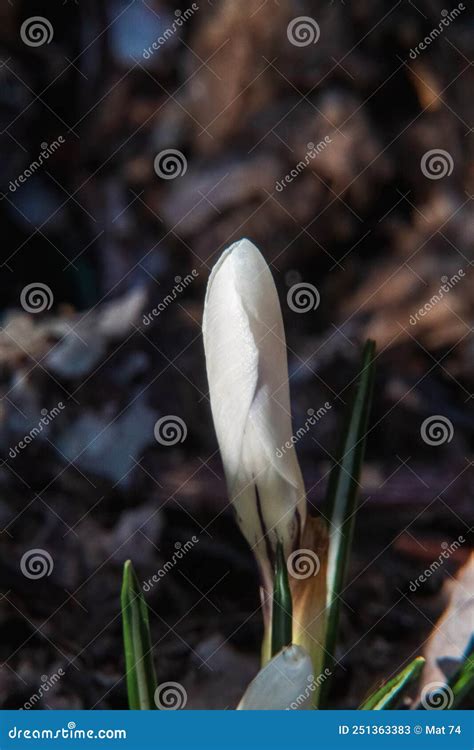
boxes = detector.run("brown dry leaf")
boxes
[340,200,473,353]
[416,552,474,700]
[409,63,443,111]
[160,154,282,236]
[290,516,329,682]
[185,0,291,150]
[0,313,54,366]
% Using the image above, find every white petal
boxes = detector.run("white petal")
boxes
[203,239,259,487]
[202,239,306,565]
[237,645,314,710]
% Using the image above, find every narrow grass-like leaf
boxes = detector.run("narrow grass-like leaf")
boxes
[321,340,376,702]
[449,637,474,708]
[360,657,425,709]
[450,663,474,708]
[417,638,474,710]
[121,559,157,709]
[271,542,293,656]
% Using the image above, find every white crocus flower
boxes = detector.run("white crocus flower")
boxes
[202,238,306,585]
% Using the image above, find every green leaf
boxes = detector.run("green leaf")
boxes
[121,559,157,709]
[449,637,474,708]
[321,339,376,704]
[360,657,425,709]
[417,638,474,710]
[271,542,293,657]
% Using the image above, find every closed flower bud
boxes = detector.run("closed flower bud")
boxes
[203,238,306,581]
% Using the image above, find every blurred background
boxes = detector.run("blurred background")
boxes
[0,0,472,709]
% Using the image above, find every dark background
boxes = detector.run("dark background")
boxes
[0,0,472,709]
